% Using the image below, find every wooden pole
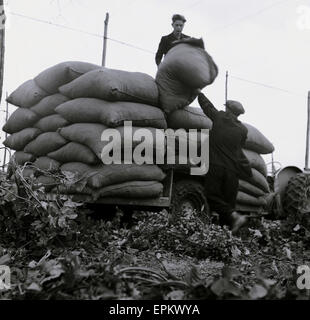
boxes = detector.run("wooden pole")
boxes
[305,91,310,172]
[102,12,109,67]
[0,0,5,105]
[0,1,5,171]
[2,92,8,171]
[225,71,228,105]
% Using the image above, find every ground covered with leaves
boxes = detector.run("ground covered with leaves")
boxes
[0,167,310,300]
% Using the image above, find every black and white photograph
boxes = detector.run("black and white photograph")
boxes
[0,0,309,307]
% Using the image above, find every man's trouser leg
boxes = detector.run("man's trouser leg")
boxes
[222,168,239,214]
[204,165,236,225]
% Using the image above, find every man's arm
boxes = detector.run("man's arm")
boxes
[198,92,219,121]
[155,37,166,66]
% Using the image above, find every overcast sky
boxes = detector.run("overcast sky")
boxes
[0,0,309,172]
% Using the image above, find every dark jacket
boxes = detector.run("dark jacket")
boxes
[155,32,190,66]
[198,93,253,179]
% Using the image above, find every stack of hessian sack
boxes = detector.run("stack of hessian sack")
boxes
[236,123,274,213]
[3,61,99,180]
[3,62,167,200]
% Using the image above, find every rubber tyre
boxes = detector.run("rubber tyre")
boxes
[170,179,210,223]
[282,173,310,224]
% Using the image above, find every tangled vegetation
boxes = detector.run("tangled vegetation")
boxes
[0,164,309,300]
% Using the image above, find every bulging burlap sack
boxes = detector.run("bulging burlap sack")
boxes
[167,106,213,129]
[35,175,58,192]
[238,179,265,197]
[20,168,36,178]
[56,98,167,129]
[53,184,93,195]
[48,142,99,164]
[59,123,107,159]
[34,114,69,132]
[6,80,49,108]
[156,38,218,113]
[4,128,42,151]
[59,68,159,106]
[237,191,267,207]
[235,203,263,213]
[59,123,165,161]
[34,61,100,94]
[115,126,166,158]
[242,149,267,177]
[88,164,166,189]
[30,94,69,117]
[60,163,100,183]
[243,123,274,154]
[34,157,60,171]
[24,132,67,156]
[244,168,270,193]
[3,109,39,134]
[93,180,163,200]
[11,151,36,165]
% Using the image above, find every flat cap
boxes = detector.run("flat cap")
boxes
[226,100,245,116]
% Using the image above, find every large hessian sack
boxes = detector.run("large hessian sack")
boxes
[88,164,166,189]
[236,203,263,213]
[34,114,69,132]
[238,180,265,197]
[30,94,69,117]
[245,168,270,193]
[20,168,36,178]
[243,123,274,154]
[35,175,57,191]
[11,151,36,165]
[242,149,267,177]
[3,109,39,134]
[34,61,100,94]
[60,162,99,179]
[34,157,60,171]
[100,125,166,163]
[48,142,99,164]
[54,184,93,195]
[115,126,166,159]
[237,191,267,207]
[155,38,218,113]
[59,123,165,161]
[59,68,159,106]
[93,180,163,200]
[24,132,67,156]
[167,106,213,129]
[56,98,167,129]
[59,123,107,159]
[3,128,42,151]
[6,80,49,108]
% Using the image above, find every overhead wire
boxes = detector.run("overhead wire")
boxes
[210,0,293,33]
[229,75,305,97]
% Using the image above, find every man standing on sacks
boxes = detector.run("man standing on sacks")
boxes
[155,14,190,66]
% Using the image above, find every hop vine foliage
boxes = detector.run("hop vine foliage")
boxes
[130,210,247,262]
[0,163,84,248]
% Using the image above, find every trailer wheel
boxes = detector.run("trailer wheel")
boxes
[282,173,310,226]
[170,179,210,223]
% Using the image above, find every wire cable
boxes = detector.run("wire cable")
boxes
[230,74,305,97]
[211,0,292,32]
[8,11,155,54]
[8,11,103,38]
